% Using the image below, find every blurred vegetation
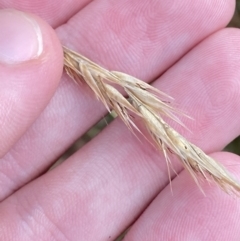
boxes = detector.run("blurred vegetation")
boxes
[225,0,240,154]
[228,0,240,28]
[225,137,240,154]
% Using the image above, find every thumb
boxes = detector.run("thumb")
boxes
[0,9,63,156]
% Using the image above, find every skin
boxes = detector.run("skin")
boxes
[0,0,240,240]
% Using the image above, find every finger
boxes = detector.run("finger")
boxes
[0,0,93,27]
[0,9,63,172]
[1,29,240,240]
[58,0,235,78]
[124,152,240,241]
[154,27,240,153]
[0,0,235,200]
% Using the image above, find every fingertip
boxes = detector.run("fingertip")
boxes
[0,8,63,67]
[0,9,63,155]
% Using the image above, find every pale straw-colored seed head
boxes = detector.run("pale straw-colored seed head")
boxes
[63,46,240,195]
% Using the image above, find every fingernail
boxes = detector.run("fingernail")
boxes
[0,9,43,64]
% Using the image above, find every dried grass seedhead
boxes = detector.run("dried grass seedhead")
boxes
[63,46,240,194]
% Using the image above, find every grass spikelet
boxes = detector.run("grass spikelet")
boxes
[63,46,240,194]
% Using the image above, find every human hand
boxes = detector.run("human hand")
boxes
[0,1,240,240]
